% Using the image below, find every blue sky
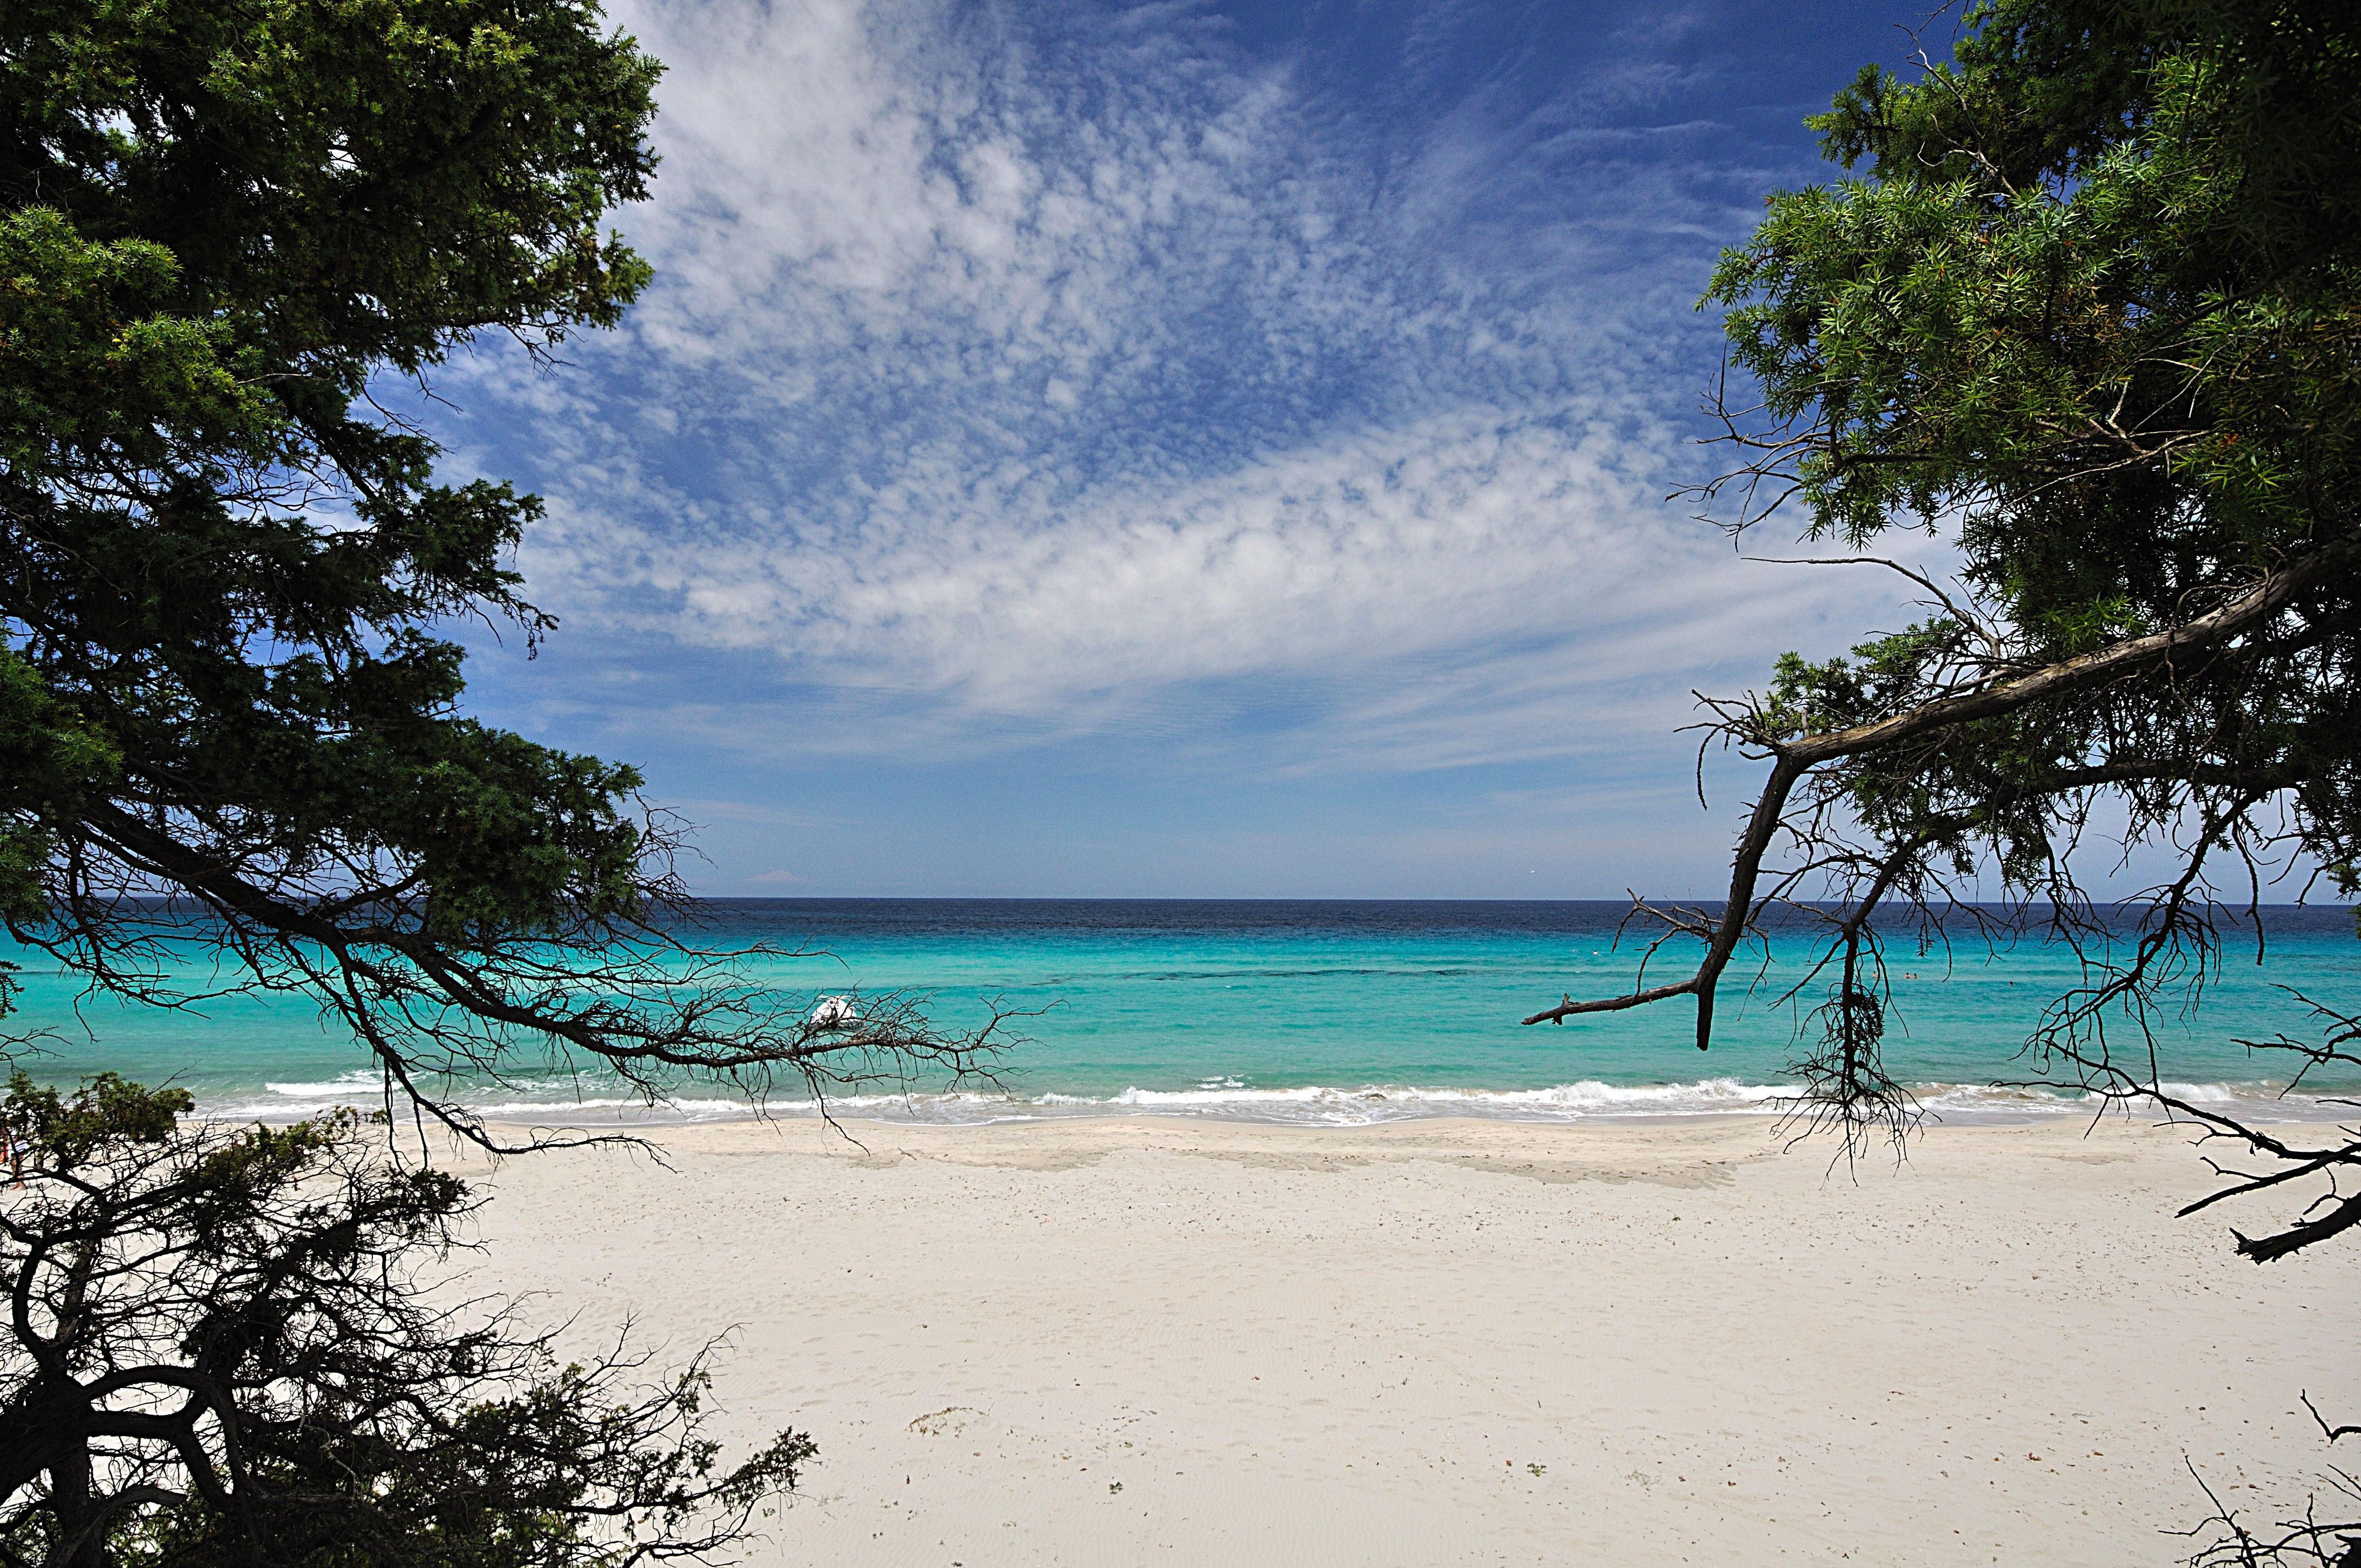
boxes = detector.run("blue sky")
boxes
[431,0,1948,898]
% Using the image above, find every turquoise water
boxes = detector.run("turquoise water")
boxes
[6,900,2358,1124]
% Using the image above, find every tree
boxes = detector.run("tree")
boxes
[1,1074,812,1568]
[0,0,1009,1146]
[1530,0,2358,1246]
[2181,1400,2358,1567]
[1526,2,2357,1554]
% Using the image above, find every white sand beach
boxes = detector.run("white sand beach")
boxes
[448,1115,2357,1567]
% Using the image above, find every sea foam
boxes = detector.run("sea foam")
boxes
[200,1073,2343,1129]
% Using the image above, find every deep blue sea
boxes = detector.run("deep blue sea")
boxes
[7,900,2358,1125]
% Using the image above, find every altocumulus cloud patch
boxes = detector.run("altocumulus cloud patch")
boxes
[422,0,1912,773]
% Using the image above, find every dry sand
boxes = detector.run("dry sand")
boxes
[446,1115,2356,1566]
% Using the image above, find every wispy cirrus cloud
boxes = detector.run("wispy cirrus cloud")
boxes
[431,0,1902,781]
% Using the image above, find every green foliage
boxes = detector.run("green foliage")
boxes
[1,1079,809,1566]
[1,0,665,939]
[1524,0,2361,1174]
[0,1,944,1135]
[1713,2,2359,582]
[0,641,117,955]
[1701,0,2360,903]
[3,1069,188,1161]
[0,0,1013,1141]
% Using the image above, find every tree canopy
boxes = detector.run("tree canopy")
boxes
[0,0,1007,1144]
[0,1075,810,1568]
[1528,0,2359,1259]
[1522,11,2360,1549]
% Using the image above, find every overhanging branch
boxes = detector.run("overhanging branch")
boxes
[1522,535,2356,1042]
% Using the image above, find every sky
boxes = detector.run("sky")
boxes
[427,0,1959,899]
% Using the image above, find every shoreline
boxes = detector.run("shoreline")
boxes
[437,1114,2357,1566]
[202,1072,2360,1130]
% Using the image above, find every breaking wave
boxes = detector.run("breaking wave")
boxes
[204,1071,2343,1129]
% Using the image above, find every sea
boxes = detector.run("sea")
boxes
[5,900,2358,1127]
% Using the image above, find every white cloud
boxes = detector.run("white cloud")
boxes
[605,0,1364,410]
[435,0,1880,775]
